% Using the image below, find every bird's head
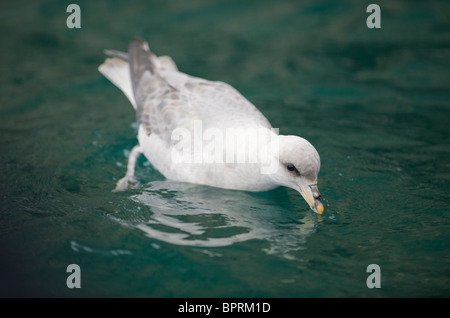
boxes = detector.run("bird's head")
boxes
[268,135,323,214]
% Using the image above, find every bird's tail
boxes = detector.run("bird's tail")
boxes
[98,51,137,109]
[98,37,178,113]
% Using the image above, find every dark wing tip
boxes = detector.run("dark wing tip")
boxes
[131,36,144,43]
[129,37,150,54]
[104,49,129,60]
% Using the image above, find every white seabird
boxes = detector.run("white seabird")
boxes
[99,38,324,214]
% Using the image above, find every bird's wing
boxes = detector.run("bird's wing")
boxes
[101,38,273,146]
[182,79,273,131]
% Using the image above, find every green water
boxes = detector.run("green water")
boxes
[1,0,450,297]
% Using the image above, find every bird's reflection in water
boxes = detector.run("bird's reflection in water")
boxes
[119,180,320,260]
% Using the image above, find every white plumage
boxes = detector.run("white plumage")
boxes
[99,38,324,213]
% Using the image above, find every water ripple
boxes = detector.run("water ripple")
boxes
[111,180,322,260]
[70,240,132,256]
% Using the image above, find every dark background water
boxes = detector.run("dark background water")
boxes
[1,0,449,297]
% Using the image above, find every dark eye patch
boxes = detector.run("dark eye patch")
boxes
[285,163,300,175]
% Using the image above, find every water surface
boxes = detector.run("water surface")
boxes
[1,0,449,297]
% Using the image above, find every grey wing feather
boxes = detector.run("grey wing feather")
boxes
[128,38,180,135]
[128,38,155,134]
[102,38,271,143]
[104,49,129,61]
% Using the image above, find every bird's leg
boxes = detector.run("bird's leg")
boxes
[113,145,143,192]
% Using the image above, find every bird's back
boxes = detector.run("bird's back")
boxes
[99,38,277,191]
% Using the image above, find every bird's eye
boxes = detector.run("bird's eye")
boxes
[286,163,296,172]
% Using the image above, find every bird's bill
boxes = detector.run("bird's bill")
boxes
[299,184,324,214]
